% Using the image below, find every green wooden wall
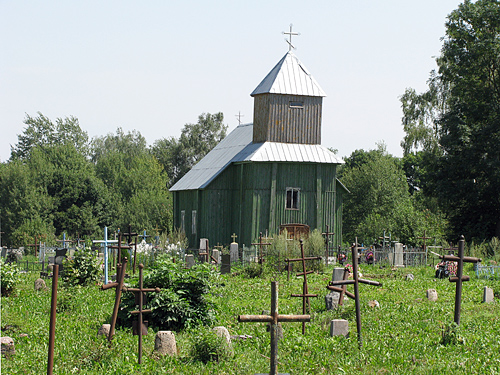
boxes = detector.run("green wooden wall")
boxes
[172,161,345,249]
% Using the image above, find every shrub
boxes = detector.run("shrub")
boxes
[118,255,216,331]
[62,250,101,286]
[189,327,232,363]
[0,258,20,296]
[304,229,325,272]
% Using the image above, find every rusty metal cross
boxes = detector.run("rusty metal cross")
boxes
[285,239,321,334]
[438,236,481,325]
[326,238,382,347]
[252,232,272,264]
[238,281,310,375]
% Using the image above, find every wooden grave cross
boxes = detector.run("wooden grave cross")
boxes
[417,230,432,252]
[321,224,335,266]
[326,238,382,347]
[238,281,310,375]
[124,264,160,364]
[108,233,133,273]
[438,235,481,325]
[252,232,272,264]
[285,239,321,334]
[122,225,139,274]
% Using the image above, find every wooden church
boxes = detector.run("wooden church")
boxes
[170,49,348,249]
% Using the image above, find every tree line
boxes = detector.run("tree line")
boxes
[1,0,499,248]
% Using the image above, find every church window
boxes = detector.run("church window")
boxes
[289,101,304,109]
[286,188,300,209]
[180,210,185,233]
[192,210,197,234]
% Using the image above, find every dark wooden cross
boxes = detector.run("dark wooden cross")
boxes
[286,239,321,334]
[124,264,160,364]
[417,230,432,252]
[321,225,335,267]
[252,232,272,264]
[326,238,382,347]
[108,233,132,273]
[238,281,310,375]
[438,236,481,325]
[100,259,128,342]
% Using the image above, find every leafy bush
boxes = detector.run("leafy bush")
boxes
[189,327,232,363]
[0,258,20,296]
[118,255,216,331]
[62,250,101,286]
[304,229,325,272]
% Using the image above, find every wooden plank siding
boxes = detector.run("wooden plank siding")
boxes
[253,94,322,144]
[173,161,343,249]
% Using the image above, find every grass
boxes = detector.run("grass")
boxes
[1,263,499,374]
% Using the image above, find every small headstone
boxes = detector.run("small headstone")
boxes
[406,273,414,281]
[154,331,177,356]
[332,267,345,282]
[394,243,404,267]
[1,248,7,258]
[1,337,15,356]
[221,254,231,274]
[34,278,46,291]
[230,243,239,263]
[368,300,380,308]
[185,254,195,269]
[330,319,349,337]
[97,324,111,338]
[213,326,234,356]
[427,289,438,302]
[483,286,494,303]
[212,249,221,264]
[325,291,340,310]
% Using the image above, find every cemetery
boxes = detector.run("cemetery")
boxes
[1,228,499,374]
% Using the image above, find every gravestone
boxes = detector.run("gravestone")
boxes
[213,326,234,356]
[427,289,438,302]
[332,267,345,282]
[185,254,195,269]
[212,249,221,264]
[483,286,494,303]
[154,331,177,356]
[230,242,239,263]
[394,243,404,267]
[1,248,7,258]
[330,319,349,337]
[326,267,345,310]
[199,238,209,262]
[98,324,111,338]
[221,254,231,274]
[325,292,340,310]
[1,336,15,356]
[34,278,46,291]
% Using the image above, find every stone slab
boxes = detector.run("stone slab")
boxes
[330,319,349,337]
[483,286,494,303]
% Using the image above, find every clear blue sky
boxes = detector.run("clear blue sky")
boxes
[1,0,465,162]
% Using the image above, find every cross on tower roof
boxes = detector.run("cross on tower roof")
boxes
[283,23,300,51]
[235,111,244,125]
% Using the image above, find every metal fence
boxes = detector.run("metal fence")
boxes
[475,264,500,279]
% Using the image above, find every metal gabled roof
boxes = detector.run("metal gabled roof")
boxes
[170,123,343,191]
[251,51,326,97]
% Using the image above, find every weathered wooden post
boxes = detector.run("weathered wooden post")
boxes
[238,281,310,375]
[438,236,481,325]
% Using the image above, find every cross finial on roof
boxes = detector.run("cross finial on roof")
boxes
[235,111,244,125]
[283,23,300,51]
